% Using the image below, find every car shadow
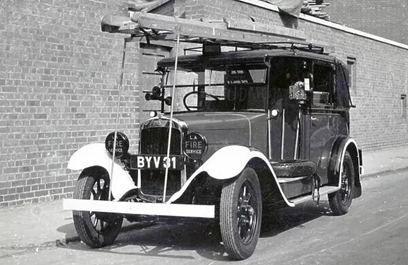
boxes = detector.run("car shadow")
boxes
[56,219,78,242]
[58,221,229,261]
[57,201,334,262]
[261,200,333,237]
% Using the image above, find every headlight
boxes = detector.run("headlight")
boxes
[105,131,129,158]
[184,132,208,160]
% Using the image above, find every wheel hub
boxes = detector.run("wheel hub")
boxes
[340,163,351,204]
[237,184,257,244]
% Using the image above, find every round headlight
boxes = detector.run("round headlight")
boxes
[149,110,158,117]
[184,132,208,160]
[105,131,129,158]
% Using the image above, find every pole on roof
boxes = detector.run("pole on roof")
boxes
[163,27,180,202]
[108,37,129,201]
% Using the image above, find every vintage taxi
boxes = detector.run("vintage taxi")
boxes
[64,14,363,260]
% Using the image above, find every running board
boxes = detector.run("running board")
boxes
[278,176,309,183]
[63,199,215,219]
[289,186,340,205]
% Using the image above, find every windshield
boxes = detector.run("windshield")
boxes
[163,65,268,112]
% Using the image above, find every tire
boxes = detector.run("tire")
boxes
[329,151,355,215]
[220,167,262,260]
[272,160,317,177]
[73,168,123,248]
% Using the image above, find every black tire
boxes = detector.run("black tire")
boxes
[329,151,355,215]
[220,167,262,260]
[73,168,123,248]
[272,160,317,177]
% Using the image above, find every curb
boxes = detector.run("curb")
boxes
[362,166,408,179]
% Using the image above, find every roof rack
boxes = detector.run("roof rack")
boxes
[101,12,334,54]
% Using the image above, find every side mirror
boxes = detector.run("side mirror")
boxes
[145,86,172,106]
[164,96,172,106]
[145,86,162,101]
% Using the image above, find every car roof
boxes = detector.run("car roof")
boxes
[158,49,339,70]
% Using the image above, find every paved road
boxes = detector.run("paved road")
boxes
[3,170,408,265]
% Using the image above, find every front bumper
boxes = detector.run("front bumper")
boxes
[63,199,215,219]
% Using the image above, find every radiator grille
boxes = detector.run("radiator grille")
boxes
[140,127,182,155]
[139,127,182,197]
[140,170,181,197]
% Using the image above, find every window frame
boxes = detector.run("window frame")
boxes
[311,61,335,108]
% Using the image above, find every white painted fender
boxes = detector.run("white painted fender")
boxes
[336,138,362,187]
[195,145,257,180]
[168,145,293,206]
[68,143,136,200]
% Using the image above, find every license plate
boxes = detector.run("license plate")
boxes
[129,155,184,170]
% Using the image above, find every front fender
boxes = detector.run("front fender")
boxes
[168,145,293,206]
[197,145,258,180]
[68,143,136,200]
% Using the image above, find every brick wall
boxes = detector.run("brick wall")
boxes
[0,0,141,207]
[326,0,408,45]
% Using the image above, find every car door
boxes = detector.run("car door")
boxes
[308,62,339,166]
[268,57,305,161]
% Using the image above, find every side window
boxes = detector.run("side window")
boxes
[336,64,351,108]
[269,58,310,107]
[225,68,267,110]
[313,63,334,107]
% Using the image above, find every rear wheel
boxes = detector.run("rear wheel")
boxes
[329,151,355,215]
[73,168,123,248]
[220,167,262,260]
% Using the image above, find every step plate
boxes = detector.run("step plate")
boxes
[289,186,340,205]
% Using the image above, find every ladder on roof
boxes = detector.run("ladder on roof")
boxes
[101,12,332,53]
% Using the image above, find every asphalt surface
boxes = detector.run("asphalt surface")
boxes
[1,168,408,265]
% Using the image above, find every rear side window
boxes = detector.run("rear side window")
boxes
[269,57,310,107]
[335,64,351,108]
[313,63,334,107]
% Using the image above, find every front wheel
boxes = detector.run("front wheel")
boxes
[329,151,355,215]
[220,167,262,260]
[73,168,123,248]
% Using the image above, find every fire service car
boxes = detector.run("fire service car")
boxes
[64,13,363,260]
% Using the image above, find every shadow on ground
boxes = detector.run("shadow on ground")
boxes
[261,201,332,237]
[56,216,78,242]
[57,201,334,261]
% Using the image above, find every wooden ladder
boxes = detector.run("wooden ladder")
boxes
[100,12,332,53]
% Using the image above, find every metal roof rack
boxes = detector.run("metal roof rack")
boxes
[101,12,334,54]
